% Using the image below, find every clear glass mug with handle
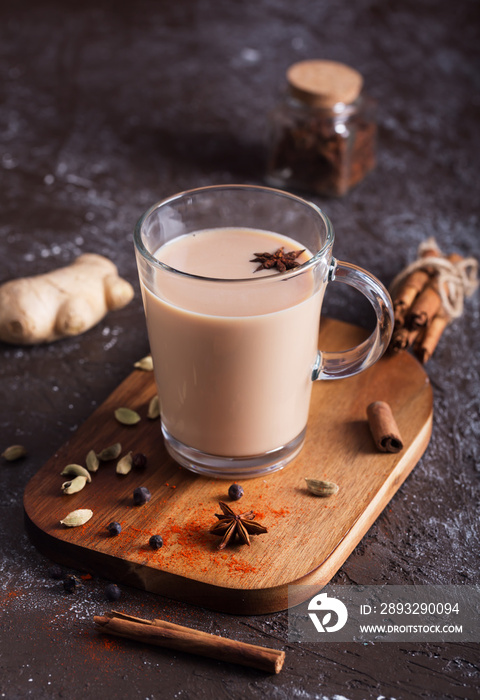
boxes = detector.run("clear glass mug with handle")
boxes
[134,185,393,478]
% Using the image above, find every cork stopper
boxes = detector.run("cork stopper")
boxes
[287,60,363,108]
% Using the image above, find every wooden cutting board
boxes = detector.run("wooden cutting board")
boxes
[24,318,433,614]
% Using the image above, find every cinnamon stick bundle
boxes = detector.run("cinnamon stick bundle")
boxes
[392,242,441,328]
[410,252,469,360]
[388,239,478,362]
[94,611,285,674]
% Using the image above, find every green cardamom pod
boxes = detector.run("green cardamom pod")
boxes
[86,449,100,472]
[97,442,122,461]
[60,508,93,527]
[2,444,27,461]
[61,464,92,483]
[116,451,133,475]
[147,395,160,420]
[134,355,154,371]
[305,478,339,497]
[114,407,141,425]
[61,475,88,494]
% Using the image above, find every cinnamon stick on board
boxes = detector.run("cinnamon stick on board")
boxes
[94,611,285,674]
[367,401,404,453]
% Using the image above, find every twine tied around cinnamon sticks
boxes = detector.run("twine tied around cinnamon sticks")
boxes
[388,237,478,363]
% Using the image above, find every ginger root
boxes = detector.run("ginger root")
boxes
[0,253,134,344]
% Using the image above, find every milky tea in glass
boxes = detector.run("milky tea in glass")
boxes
[134,185,393,478]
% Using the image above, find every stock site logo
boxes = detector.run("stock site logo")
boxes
[308,592,348,633]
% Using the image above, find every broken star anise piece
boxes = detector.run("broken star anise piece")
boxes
[250,247,306,273]
[210,501,268,550]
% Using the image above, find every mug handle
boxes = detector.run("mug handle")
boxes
[312,258,394,381]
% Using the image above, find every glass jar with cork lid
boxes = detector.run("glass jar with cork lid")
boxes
[266,60,377,197]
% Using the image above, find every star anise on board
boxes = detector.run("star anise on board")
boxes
[210,501,268,550]
[250,247,306,273]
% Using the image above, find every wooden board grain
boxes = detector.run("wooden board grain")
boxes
[23,318,433,614]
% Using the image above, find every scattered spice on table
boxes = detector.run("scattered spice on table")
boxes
[63,575,80,593]
[105,583,121,601]
[1,444,27,461]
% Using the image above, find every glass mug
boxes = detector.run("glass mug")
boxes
[134,185,393,478]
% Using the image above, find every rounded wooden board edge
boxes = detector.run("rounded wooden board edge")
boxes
[24,407,432,615]
[23,509,287,614]
[288,408,433,601]
[22,318,435,615]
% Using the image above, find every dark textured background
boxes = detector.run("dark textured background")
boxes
[1,1,479,698]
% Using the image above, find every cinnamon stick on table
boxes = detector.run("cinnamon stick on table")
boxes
[94,611,285,674]
[367,401,404,453]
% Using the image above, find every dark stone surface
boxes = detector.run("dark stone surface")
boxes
[0,1,478,698]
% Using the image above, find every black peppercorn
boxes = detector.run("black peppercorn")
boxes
[105,583,121,601]
[228,484,244,501]
[149,535,163,550]
[63,575,79,593]
[133,486,151,505]
[107,521,122,536]
[132,452,147,469]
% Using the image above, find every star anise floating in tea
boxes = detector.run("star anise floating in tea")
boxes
[210,501,268,550]
[251,247,305,273]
